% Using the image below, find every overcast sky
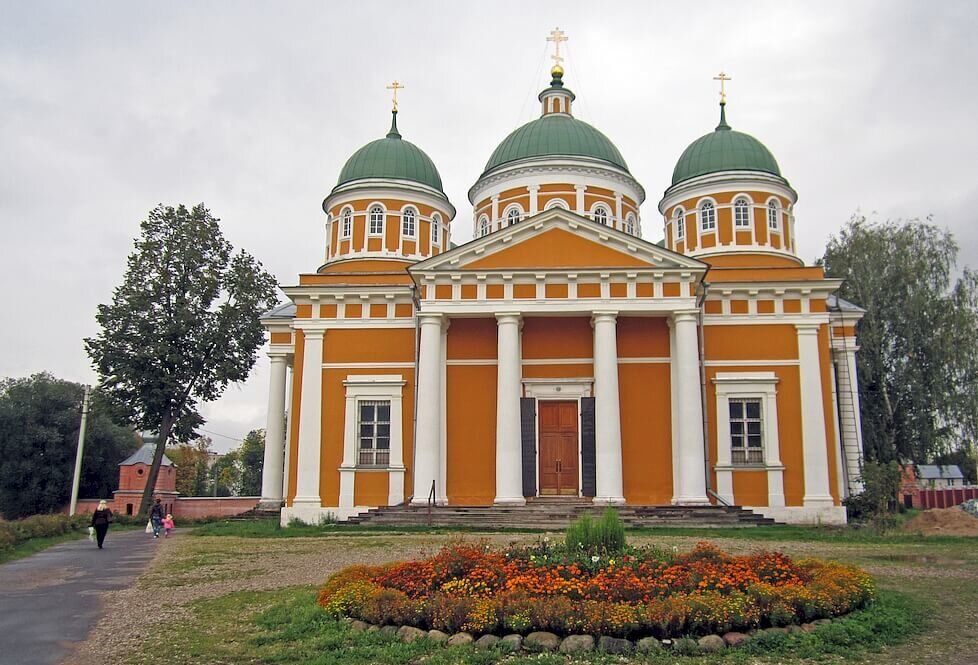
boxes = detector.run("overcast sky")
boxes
[2,1,976,453]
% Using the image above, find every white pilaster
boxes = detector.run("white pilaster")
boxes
[259,353,289,507]
[797,324,834,507]
[293,330,324,510]
[592,311,625,505]
[575,185,586,216]
[411,314,444,504]
[495,313,526,505]
[528,186,540,216]
[833,343,865,495]
[673,311,709,504]
[614,193,623,228]
[491,195,500,230]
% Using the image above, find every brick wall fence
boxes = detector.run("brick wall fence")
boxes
[75,496,260,519]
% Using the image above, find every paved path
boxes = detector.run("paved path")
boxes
[0,529,160,665]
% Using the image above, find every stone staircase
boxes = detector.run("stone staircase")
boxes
[344,498,779,529]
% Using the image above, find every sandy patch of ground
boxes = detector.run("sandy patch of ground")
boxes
[901,507,978,536]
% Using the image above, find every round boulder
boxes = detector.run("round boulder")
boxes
[559,635,595,654]
[636,636,662,653]
[524,631,561,652]
[598,636,633,654]
[398,626,426,643]
[475,634,500,649]
[446,632,474,646]
[722,631,749,647]
[499,634,523,652]
[698,634,725,652]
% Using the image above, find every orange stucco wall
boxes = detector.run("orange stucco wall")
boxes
[704,324,797,361]
[732,470,769,506]
[522,317,592,360]
[619,363,673,503]
[353,471,390,507]
[446,365,497,504]
[617,316,670,358]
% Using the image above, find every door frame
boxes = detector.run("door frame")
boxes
[523,379,593,498]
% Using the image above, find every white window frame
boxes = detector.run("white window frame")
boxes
[431,212,441,245]
[624,212,636,236]
[713,372,784,507]
[591,204,610,226]
[341,207,353,238]
[674,207,685,240]
[401,206,417,238]
[339,375,406,509]
[734,197,751,229]
[504,204,523,226]
[478,214,490,237]
[767,199,781,232]
[368,205,385,236]
[699,199,717,233]
[544,198,568,210]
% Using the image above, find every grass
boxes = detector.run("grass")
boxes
[134,586,926,665]
[191,517,973,546]
[121,527,978,665]
[0,530,86,564]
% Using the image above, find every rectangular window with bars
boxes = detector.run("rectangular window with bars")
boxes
[729,398,764,465]
[358,400,391,466]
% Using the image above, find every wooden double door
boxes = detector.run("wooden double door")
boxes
[538,400,579,495]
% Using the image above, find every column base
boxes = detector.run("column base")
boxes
[751,505,847,525]
[592,496,626,506]
[257,498,284,510]
[803,495,836,508]
[493,497,527,507]
[672,496,712,506]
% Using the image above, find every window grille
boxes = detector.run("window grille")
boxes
[358,400,391,466]
[729,399,764,464]
[369,206,384,235]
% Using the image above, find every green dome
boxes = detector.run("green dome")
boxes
[482,114,630,176]
[336,113,444,192]
[671,105,781,186]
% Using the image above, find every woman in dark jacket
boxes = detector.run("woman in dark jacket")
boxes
[90,500,113,549]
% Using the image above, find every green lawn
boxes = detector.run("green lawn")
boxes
[123,527,978,665]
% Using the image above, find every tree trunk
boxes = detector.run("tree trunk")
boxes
[138,410,175,516]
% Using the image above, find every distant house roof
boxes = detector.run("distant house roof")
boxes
[917,464,964,480]
[120,443,174,467]
[261,302,296,320]
[827,294,865,313]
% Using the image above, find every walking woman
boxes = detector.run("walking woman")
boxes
[90,500,113,549]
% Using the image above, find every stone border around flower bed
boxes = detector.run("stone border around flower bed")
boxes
[344,616,838,656]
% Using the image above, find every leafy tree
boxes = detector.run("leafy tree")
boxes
[238,429,265,496]
[167,437,213,496]
[212,451,241,497]
[85,204,278,516]
[0,373,137,518]
[821,216,978,464]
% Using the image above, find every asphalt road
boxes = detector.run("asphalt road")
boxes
[0,528,159,665]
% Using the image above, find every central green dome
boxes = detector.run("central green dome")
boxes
[671,105,781,186]
[335,112,444,193]
[482,114,630,176]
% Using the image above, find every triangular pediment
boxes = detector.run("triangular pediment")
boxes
[411,208,706,274]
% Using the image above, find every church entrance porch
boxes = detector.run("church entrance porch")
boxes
[538,400,579,496]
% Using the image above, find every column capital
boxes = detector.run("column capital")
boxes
[418,312,444,325]
[494,312,522,325]
[672,310,700,324]
[795,322,821,334]
[591,310,618,326]
[267,351,291,361]
[574,184,587,192]
[527,184,541,192]
[301,328,325,340]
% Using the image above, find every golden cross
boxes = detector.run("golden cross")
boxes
[547,27,568,68]
[713,71,731,104]
[386,80,404,112]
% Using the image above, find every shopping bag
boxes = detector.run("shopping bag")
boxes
[88,526,95,542]
[145,520,153,534]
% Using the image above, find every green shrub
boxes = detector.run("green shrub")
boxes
[0,513,89,552]
[565,508,625,555]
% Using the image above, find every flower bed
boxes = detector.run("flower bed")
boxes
[318,541,875,639]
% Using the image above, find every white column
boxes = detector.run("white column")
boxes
[833,344,865,495]
[673,311,709,504]
[495,313,525,505]
[293,330,324,509]
[411,314,444,504]
[259,353,289,506]
[614,193,623,228]
[575,185,586,216]
[592,311,625,504]
[491,195,500,230]
[528,186,540,216]
[797,324,834,506]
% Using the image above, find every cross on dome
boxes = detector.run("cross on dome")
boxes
[713,71,731,104]
[547,27,568,73]
[386,80,404,112]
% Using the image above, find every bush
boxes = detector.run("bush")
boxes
[0,513,89,552]
[565,508,625,555]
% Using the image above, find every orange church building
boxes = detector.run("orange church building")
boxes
[257,43,865,526]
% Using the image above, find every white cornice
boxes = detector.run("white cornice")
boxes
[324,180,456,219]
[658,172,798,215]
[469,158,646,205]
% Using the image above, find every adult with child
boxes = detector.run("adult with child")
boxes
[90,500,113,549]
[149,498,165,538]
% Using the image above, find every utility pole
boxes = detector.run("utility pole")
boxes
[69,385,91,516]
